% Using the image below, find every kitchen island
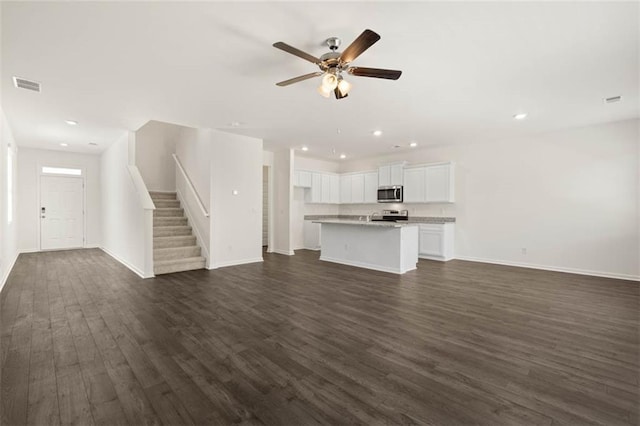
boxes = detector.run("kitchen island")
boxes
[312,219,419,274]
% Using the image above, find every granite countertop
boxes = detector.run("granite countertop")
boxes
[312,219,419,228]
[305,215,456,224]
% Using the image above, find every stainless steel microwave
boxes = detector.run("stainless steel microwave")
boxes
[377,186,403,203]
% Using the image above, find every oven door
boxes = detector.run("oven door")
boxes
[377,186,402,203]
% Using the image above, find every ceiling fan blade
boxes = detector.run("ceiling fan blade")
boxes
[340,29,381,64]
[348,67,402,80]
[276,72,323,87]
[273,42,321,65]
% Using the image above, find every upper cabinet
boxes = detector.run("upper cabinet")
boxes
[296,161,453,205]
[403,162,455,203]
[363,172,378,203]
[378,163,405,186]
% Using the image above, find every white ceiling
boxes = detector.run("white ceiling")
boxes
[1,2,638,160]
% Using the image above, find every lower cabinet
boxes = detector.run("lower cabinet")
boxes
[303,221,321,250]
[418,223,454,261]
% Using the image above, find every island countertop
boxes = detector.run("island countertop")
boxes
[312,219,419,228]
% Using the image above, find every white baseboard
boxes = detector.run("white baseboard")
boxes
[84,244,101,249]
[320,255,416,275]
[0,252,20,294]
[302,246,321,251]
[419,254,454,262]
[18,248,40,254]
[100,247,152,279]
[272,249,295,256]
[209,257,263,270]
[455,255,640,282]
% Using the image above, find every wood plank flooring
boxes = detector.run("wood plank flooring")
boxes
[1,248,638,425]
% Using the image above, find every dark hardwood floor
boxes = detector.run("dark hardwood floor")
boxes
[1,248,638,425]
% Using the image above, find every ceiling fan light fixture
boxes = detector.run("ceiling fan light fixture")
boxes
[337,78,352,96]
[321,72,339,91]
[317,84,331,98]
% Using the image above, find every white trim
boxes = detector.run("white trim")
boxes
[209,257,263,269]
[18,248,40,254]
[419,254,454,262]
[176,188,210,267]
[455,256,640,282]
[273,249,295,256]
[100,247,153,279]
[172,154,209,217]
[319,255,416,275]
[0,252,19,294]
[127,165,155,210]
[267,164,275,253]
[84,244,101,249]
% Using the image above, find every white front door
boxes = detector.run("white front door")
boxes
[40,175,84,250]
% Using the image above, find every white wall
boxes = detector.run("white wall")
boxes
[339,119,639,280]
[16,147,102,251]
[210,131,263,267]
[101,132,154,278]
[0,108,18,291]
[175,126,214,260]
[175,127,264,267]
[273,149,293,255]
[135,120,182,192]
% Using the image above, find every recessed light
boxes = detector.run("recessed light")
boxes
[372,130,382,136]
[65,120,78,126]
[340,154,346,159]
[60,143,68,147]
[409,142,418,147]
[513,113,527,120]
[301,146,309,151]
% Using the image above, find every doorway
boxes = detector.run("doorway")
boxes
[40,175,84,250]
[262,166,269,247]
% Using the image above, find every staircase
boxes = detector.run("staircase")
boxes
[150,192,206,275]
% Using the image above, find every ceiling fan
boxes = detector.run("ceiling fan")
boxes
[273,29,402,99]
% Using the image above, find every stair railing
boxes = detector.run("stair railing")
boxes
[172,154,209,217]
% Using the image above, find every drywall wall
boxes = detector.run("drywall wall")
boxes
[101,132,154,278]
[210,131,263,267]
[339,119,639,280]
[16,147,102,251]
[174,126,214,259]
[0,108,18,291]
[273,149,293,255]
[135,120,183,192]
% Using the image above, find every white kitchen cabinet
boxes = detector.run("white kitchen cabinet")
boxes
[425,163,454,203]
[378,165,391,187]
[364,172,378,203]
[321,174,331,203]
[306,172,323,203]
[330,174,340,204]
[298,171,312,188]
[390,164,404,186]
[379,163,405,186]
[340,175,352,204]
[418,223,454,261]
[351,174,365,204]
[403,167,426,203]
[303,220,321,250]
[293,170,312,188]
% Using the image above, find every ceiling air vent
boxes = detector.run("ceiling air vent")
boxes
[13,76,41,92]
[604,95,622,104]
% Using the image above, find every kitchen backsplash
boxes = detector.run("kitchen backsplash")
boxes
[338,203,455,217]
